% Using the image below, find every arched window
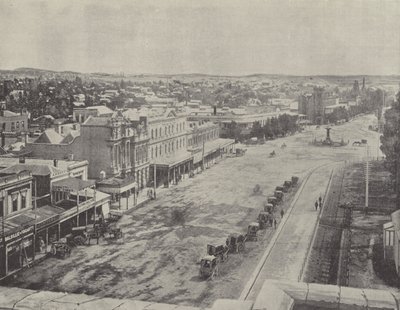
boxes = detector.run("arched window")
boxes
[151,129,154,139]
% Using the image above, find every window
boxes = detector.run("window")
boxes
[16,121,20,130]
[151,129,154,139]
[21,121,25,129]
[151,147,153,159]
[21,191,27,209]
[11,122,15,131]
[12,193,18,212]
[0,199,3,217]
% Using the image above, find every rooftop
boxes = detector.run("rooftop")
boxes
[52,177,96,192]
[34,129,64,144]
[85,105,114,115]
[0,158,87,175]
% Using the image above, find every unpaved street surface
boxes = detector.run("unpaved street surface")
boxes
[7,115,380,307]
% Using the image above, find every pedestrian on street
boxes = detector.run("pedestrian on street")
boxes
[269,217,273,227]
[280,209,284,218]
[273,218,277,229]
[319,195,322,205]
[315,201,318,211]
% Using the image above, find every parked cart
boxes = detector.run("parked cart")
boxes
[226,234,246,253]
[200,255,219,280]
[264,203,274,213]
[246,222,260,241]
[258,211,272,229]
[207,244,229,263]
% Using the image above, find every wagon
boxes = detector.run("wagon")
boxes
[207,244,229,262]
[246,222,260,241]
[200,255,219,280]
[226,234,246,253]
[264,203,274,213]
[267,196,278,206]
[258,211,272,229]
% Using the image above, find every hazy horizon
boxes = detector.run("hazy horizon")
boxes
[1,0,400,76]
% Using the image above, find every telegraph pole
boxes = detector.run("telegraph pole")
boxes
[153,165,157,199]
[365,145,369,215]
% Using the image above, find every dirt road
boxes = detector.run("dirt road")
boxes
[7,115,380,307]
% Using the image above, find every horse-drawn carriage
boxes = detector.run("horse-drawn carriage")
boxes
[226,234,246,253]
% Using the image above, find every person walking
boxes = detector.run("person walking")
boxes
[273,218,277,229]
[315,201,318,211]
[318,195,322,207]
[280,209,284,218]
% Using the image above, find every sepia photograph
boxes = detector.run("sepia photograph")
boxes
[0,0,400,309]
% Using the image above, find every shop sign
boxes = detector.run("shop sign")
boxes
[5,226,33,243]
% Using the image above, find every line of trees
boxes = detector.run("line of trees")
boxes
[251,114,299,140]
[225,114,299,141]
[380,91,400,203]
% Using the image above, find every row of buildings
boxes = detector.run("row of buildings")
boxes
[0,158,111,277]
[0,105,235,278]
[298,87,362,124]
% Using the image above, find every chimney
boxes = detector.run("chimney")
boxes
[53,159,58,167]
[19,156,25,163]
[213,106,217,116]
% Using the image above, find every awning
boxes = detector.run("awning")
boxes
[96,176,137,194]
[153,151,193,168]
[25,205,64,230]
[0,213,35,240]
[52,177,96,192]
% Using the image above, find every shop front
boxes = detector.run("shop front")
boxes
[96,176,136,210]
[0,224,34,277]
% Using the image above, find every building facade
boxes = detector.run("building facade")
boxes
[0,110,29,134]
[26,113,149,210]
[148,109,191,187]
[0,171,34,277]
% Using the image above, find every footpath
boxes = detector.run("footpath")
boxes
[241,162,339,301]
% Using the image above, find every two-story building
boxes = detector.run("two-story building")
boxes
[0,171,34,277]
[147,109,192,187]
[0,110,29,134]
[26,112,149,210]
[72,106,114,124]
[187,119,234,172]
[0,157,88,207]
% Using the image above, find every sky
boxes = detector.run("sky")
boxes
[0,0,399,76]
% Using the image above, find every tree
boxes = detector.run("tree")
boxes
[226,121,242,141]
[250,121,264,139]
[380,91,400,203]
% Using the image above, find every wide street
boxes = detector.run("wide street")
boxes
[7,115,380,307]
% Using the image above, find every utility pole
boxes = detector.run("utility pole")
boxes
[201,141,205,171]
[365,145,369,215]
[1,200,5,276]
[153,165,157,199]
[33,177,37,260]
